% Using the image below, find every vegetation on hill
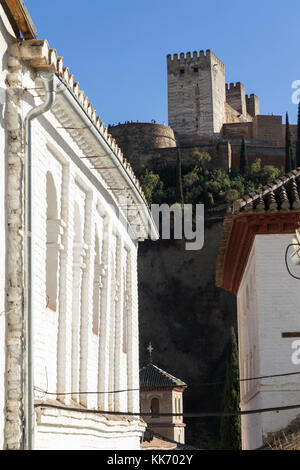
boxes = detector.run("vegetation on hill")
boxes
[138,151,283,208]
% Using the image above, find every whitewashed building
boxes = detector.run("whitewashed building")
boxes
[0,0,158,450]
[216,169,300,450]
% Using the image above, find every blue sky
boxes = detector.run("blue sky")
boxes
[25,0,300,126]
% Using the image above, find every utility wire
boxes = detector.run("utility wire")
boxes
[34,386,140,396]
[34,369,300,397]
[34,402,300,418]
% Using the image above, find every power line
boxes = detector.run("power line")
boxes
[34,369,300,397]
[34,402,300,418]
[34,386,139,396]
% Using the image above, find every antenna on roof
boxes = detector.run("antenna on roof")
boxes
[147,342,154,363]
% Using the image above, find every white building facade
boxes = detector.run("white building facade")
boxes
[216,171,300,450]
[0,1,158,450]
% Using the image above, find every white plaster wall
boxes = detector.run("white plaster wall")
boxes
[0,4,17,450]
[238,233,300,449]
[28,105,143,448]
[35,408,144,450]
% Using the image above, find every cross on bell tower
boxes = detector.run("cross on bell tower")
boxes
[147,342,153,363]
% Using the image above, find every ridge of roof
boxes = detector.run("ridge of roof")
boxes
[139,363,187,389]
[216,168,300,289]
[230,168,300,214]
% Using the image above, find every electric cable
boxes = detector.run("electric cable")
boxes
[33,368,300,397]
[34,402,300,418]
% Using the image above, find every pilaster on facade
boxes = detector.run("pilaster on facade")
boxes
[57,167,74,405]
[80,192,95,409]
[127,248,139,413]
[71,240,87,404]
[97,218,113,412]
[114,236,125,412]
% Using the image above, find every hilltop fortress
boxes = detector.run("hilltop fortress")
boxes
[109,49,296,171]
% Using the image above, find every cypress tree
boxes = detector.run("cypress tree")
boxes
[296,103,300,168]
[239,138,248,176]
[175,148,184,205]
[220,327,242,450]
[285,112,294,172]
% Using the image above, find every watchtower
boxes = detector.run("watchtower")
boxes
[167,49,226,145]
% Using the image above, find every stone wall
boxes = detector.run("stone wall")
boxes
[252,115,283,146]
[167,50,225,145]
[226,82,247,116]
[230,142,285,170]
[0,3,19,452]
[108,122,176,168]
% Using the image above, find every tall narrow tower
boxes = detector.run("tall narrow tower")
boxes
[167,50,226,145]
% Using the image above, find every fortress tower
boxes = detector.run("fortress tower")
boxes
[167,50,226,145]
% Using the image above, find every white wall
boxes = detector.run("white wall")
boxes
[28,99,144,449]
[238,234,300,449]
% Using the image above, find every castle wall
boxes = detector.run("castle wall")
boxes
[223,122,253,138]
[282,124,297,146]
[252,115,283,146]
[231,143,285,170]
[108,123,176,169]
[226,82,247,116]
[167,50,225,145]
[246,94,260,117]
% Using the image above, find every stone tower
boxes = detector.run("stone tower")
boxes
[140,363,187,444]
[167,49,226,145]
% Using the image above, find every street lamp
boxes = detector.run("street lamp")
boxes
[291,227,300,266]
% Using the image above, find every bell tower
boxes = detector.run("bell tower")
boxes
[139,362,187,444]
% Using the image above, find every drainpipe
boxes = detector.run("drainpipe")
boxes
[23,72,57,450]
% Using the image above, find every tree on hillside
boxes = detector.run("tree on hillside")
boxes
[285,112,294,173]
[239,138,248,176]
[220,327,242,450]
[175,149,184,206]
[296,103,300,168]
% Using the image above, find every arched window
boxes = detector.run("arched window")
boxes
[46,172,59,311]
[151,397,159,417]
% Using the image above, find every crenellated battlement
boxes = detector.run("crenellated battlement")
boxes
[167,49,225,69]
[245,93,260,117]
[226,82,244,91]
